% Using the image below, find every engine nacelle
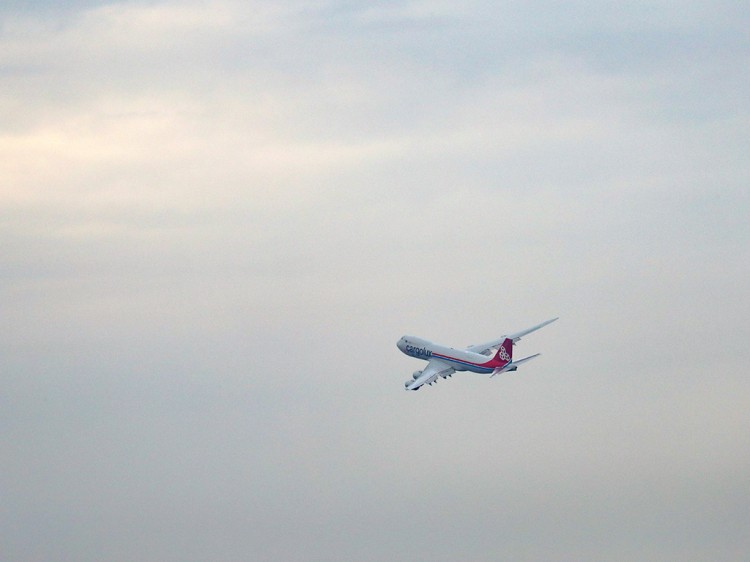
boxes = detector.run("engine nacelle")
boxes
[412,370,423,380]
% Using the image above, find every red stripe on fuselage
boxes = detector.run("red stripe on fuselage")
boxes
[431,352,506,373]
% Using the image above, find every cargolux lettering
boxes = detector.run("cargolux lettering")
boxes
[405,344,432,358]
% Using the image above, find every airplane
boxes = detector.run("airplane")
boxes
[398,318,558,390]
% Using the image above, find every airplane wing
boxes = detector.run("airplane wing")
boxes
[405,359,455,391]
[466,317,558,355]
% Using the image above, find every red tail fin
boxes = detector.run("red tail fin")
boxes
[494,338,513,365]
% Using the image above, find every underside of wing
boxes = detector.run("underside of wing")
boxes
[505,317,558,343]
[405,359,455,390]
[466,317,558,355]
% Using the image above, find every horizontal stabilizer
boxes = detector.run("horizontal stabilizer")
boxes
[489,353,541,378]
[512,353,541,366]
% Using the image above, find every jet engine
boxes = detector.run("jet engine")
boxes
[412,370,422,380]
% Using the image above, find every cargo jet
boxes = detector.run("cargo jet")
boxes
[398,318,558,390]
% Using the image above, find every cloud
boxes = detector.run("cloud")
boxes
[1,1,749,560]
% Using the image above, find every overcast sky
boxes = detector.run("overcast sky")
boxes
[2,1,749,560]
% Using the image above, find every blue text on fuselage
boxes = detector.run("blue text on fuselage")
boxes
[406,344,432,358]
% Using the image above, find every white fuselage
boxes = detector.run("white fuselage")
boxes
[397,336,497,374]
[397,317,557,390]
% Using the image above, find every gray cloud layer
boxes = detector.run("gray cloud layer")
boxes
[2,1,749,560]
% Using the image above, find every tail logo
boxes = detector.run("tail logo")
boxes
[498,347,511,362]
